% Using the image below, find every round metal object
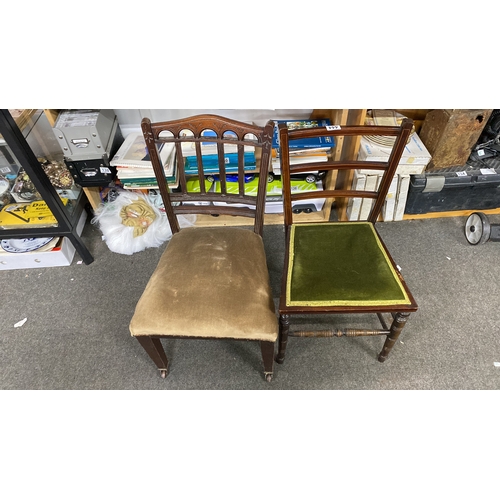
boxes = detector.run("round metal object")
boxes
[465,212,491,245]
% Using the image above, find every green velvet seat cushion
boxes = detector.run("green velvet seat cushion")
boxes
[286,222,411,307]
[130,226,278,342]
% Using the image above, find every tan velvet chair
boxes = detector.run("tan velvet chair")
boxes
[129,115,278,381]
[276,118,418,365]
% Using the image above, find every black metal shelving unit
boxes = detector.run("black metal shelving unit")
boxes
[0,109,93,264]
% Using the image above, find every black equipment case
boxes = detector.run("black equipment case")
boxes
[405,169,500,214]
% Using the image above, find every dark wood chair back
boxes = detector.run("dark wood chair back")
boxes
[278,118,414,227]
[142,115,274,236]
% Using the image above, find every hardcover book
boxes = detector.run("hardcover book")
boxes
[184,152,256,175]
[272,119,335,150]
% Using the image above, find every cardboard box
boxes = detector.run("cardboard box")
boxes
[357,132,431,174]
[359,174,381,220]
[346,170,366,221]
[0,210,87,270]
[348,172,407,222]
[394,174,411,221]
[382,174,399,221]
[352,132,431,220]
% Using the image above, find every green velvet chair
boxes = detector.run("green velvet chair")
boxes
[276,117,418,366]
[129,115,278,381]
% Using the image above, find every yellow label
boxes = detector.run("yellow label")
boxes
[0,199,68,227]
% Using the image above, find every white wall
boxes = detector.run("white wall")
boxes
[114,109,314,136]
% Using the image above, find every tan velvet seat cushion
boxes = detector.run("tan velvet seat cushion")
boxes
[130,226,278,342]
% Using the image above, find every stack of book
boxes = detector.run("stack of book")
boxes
[110,133,177,190]
[270,119,335,177]
[181,130,256,176]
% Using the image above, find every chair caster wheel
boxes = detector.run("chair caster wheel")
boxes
[160,369,168,379]
[265,373,273,382]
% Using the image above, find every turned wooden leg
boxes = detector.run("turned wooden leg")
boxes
[136,336,169,378]
[378,312,410,362]
[276,314,290,364]
[260,341,275,382]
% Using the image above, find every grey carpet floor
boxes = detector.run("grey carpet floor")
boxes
[1,212,500,390]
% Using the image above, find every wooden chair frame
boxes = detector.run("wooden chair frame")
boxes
[276,118,418,365]
[133,115,277,381]
[142,114,274,236]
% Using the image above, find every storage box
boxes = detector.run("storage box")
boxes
[347,171,410,222]
[394,174,411,220]
[405,169,500,214]
[64,157,118,187]
[346,170,366,221]
[53,109,117,160]
[353,131,432,220]
[53,109,124,187]
[357,132,431,174]
[0,210,87,270]
[382,174,399,221]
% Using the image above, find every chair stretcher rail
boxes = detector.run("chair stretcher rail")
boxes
[289,328,391,338]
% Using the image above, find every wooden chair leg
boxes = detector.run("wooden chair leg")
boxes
[136,336,169,378]
[378,312,411,362]
[260,341,275,382]
[276,314,290,364]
